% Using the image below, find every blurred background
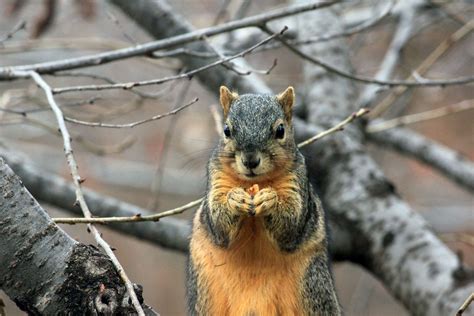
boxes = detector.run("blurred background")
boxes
[0,0,472,315]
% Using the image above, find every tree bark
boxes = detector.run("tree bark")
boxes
[0,158,155,314]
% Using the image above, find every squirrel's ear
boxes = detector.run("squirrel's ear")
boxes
[277,86,295,121]
[220,86,239,117]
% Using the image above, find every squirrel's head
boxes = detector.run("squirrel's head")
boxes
[218,85,296,181]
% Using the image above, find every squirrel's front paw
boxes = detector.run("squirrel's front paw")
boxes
[253,188,278,216]
[227,187,254,216]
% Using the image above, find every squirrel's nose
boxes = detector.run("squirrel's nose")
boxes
[242,153,260,170]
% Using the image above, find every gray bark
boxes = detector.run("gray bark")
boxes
[0,158,155,314]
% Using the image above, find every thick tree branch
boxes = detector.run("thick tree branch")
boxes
[0,158,156,314]
[366,126,474,192]
[10,70,145,315]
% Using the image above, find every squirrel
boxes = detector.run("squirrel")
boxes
[186,86,341,315]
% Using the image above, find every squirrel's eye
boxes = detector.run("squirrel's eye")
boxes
[223,124,231,138]
[275,124,285,139]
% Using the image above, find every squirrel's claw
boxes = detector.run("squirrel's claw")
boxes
[253,188,278,216]
[227,187,254,216]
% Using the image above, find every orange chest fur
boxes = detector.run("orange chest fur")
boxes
[191,215,311,316]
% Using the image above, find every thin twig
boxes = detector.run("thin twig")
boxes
[456,293,474,316]
[366,99,474,133]
[51,72,169,99]
[1,115,136,155]
[52,108,369,225]
[149,80,192,210]
[0,96,100,115]
[1,36,216,60]
[64,97,198,128]
[255,0,395,52]
[369,19,474,118]
[0,1,337,79]
[105,10,136,44]
[0,20,26,45]
[10,70,146,316]
[297,108,370,148]
[212,0,232,25]
[262,25,474,87]
[52,27,287,94]
[358,2,416,107]
[54,198,203,224]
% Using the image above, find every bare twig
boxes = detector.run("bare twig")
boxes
[212,0,232,25]
[105,10,136,44]
[0,1,337,79]
[1,115,136,155]
[262,25,474,87]
[456,293,474,316]
[52,28,286,94]
[51,71,169,99]
[297,1,395,45]
[297,108,370,148]
[366,99,474,133]
[1,36,216,61]
[369,19,474,117]
[64,97,198,128]
[0,95,100,115]
[358,2,417,107]
[9,70,146,316]
[0,20,26,45]
[250,0,395,52]
[54,198,203,224]
[149,80,192,210]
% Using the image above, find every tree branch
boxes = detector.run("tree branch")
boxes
[366,126,474,192]
[0,0,337,79]
[261,24,474,87]
[369,19,474,118]
[51,27,286,94]
[357,1,417,107]
[9,70,145,315]
[366,99,474,133]
[0,158,156,314]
